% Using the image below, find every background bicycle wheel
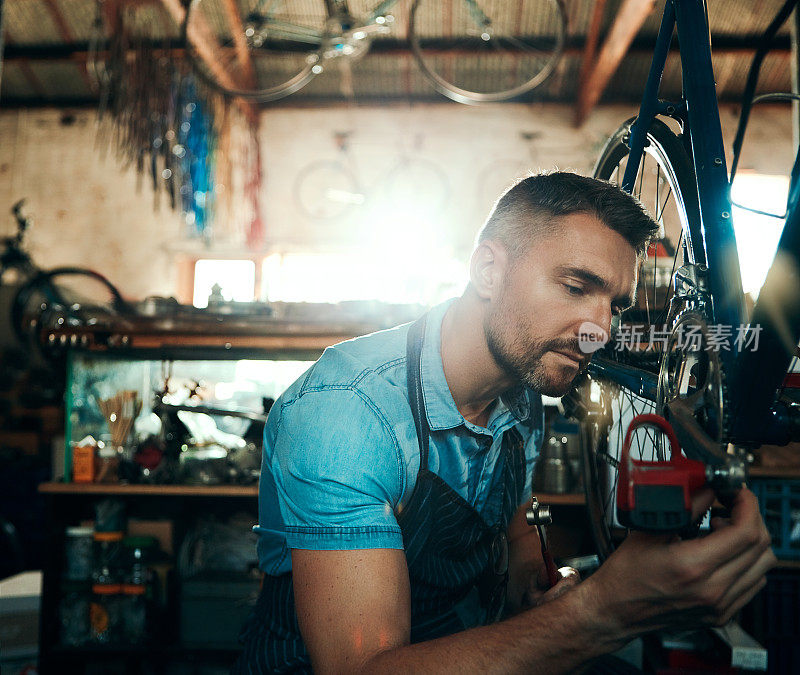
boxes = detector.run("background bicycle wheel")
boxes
[183,0,326,101]
[294,159,364,221]
[410,0,567,103]
[382,157,451,220]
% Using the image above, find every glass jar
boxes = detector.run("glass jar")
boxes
[93,531,124,585]
[59,581,90,646]
[64,526,94,581]
[90,583,122,644]
[93,498,126,532]
[122,536,158,586]
[121,583,148,644]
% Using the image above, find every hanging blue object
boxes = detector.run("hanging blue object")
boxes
[177,75,217,240]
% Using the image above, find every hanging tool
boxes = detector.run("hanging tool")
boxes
[526,496,559,588]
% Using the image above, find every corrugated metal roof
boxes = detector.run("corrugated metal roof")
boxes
[57,0,101,42]
[5,0,63,45]
[30,61,91,99]
[0,0,795,107]
[0,61,36,98]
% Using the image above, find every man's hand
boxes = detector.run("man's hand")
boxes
[521,564,580,608]
[585,486,776,641]
[506,501,582,613]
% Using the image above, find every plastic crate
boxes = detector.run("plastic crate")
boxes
[750,479,800,561]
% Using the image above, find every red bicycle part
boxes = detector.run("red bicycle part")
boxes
[617,413,706,531]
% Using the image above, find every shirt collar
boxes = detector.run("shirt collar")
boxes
[500,385,531,422]
[419,299,532,432]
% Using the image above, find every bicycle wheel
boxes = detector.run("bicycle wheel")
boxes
[409,0,566,104]
[293,159,363,221]
[182,0,326,102]
[383,157,451,218]
[565,117,712,560]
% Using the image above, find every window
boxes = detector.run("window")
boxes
[260,251,467,305]
[190,245,468,308]
[192,259,256,308]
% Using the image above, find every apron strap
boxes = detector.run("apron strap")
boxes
[406,315,430,472]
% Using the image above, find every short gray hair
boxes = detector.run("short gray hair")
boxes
[478,171,659,260]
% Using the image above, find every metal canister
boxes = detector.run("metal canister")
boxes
[90,583,122,643]
[93,531,124,585]
[121,583,148,644]
[59,581,90,646]
[542,435,573,494]
[64,526,94,581]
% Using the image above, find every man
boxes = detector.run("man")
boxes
[236,172,775,673]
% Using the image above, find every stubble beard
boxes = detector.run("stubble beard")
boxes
[484,308,586,398]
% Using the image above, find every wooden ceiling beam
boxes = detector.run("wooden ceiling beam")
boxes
[4,42,792,65]
[575,0,658,126]
[220,0,256,88]
[578,0,608,94]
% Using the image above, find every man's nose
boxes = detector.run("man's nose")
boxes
[577,303,612,344]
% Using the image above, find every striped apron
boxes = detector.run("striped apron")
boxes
[234,315,528,673]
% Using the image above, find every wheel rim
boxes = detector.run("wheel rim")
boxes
[409,0,566,104]
[294,161,362,221]
[383,158,451,217]
[182,0,324,102]
[605,133,694,333]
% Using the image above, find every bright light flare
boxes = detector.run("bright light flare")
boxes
[730,173,790,298]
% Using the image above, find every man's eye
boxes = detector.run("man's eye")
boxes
[564,284,584,296]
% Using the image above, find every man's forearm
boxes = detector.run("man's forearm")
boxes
[355,579,624,675]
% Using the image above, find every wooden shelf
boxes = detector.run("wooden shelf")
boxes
[749,466,800,479]
[537,492,585,505]
[37,482,585,504]
[38,481,257,497]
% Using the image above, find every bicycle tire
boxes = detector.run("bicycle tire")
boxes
[575,117,704,560]
[382,157,451,218]
[293,159,363,221]
[409,0,567,104]
[181,0,324,102]
[10,267,131,346]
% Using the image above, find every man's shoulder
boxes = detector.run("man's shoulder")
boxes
[285,321,412,403]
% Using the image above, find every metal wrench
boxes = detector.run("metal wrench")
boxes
[526,496,559,588]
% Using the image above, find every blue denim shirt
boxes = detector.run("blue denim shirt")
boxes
[255,299,544,575]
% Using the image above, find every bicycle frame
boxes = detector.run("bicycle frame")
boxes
[613,0,800,446]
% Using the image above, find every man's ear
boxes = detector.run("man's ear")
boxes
[469,240,509,300]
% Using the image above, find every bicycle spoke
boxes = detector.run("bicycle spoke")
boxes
[656,163,661,221]
[655,230,684,326]
[635,155,645,203]
[639,263,652,327]
[656,183,673,225]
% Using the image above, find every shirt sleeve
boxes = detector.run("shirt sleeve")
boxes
[268,386,407,551]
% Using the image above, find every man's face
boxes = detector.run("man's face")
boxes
[484,212,638,397]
